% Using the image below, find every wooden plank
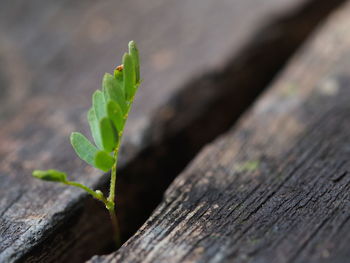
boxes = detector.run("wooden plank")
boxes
[0,0,345,262]
[91,2,350,263]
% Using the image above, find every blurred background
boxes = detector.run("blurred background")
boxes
[0,0,347,262]
[0,0,256,123]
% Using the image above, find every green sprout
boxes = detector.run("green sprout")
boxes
[32,41,141,247]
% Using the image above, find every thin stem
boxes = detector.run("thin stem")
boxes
[66,178,121,247]
[108,149,118,204]
[109,207,121,247]
[106,147,120,246]
[106,97,136,247]
[65,181,105,202]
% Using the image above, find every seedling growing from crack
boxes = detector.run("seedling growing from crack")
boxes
[32,41,141,246]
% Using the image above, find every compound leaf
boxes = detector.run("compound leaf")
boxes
[128,41,140,84]
[94,151,115,172]
[87,108,102,149]
[70,132,99,167]
[93,90,107,120]
[32,169,67,183]
[123,53,135,101]
[100,117,118,152]
[107,100,124,133]
[102,73,127,114]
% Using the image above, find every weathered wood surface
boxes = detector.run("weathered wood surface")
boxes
[0,0,345,262]
[91,2,350,263]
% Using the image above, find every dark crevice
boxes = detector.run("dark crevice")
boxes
[22,0,347,262]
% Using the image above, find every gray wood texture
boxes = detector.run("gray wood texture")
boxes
[0,0,345,262]
[91,1,350,262]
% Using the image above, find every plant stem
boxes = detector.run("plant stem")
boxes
[65,181,103,201]
[107,147,120,247]
[107,101,134,247]
[108,149,118,205]
[65,168,121,247]
[109,207,121,247]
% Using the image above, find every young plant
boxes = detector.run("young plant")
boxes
[32,41,140,246]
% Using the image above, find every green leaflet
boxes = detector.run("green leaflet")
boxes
[94,151,115,172]
[102,73,127,114]
[70,132,99,167]
[87,108,102,149]
[123,53,135,101]
[107,100,124,133]
[100,117,118,152]
[128,41,140,84]
[93,90,107,120]
[32,169,67,183]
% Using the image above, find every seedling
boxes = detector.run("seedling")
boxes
[32,41,140,246]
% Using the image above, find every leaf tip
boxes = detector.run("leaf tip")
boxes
[32,169,67,183]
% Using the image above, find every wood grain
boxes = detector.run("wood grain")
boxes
[91,2,350,262]
[0,0,345,262]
